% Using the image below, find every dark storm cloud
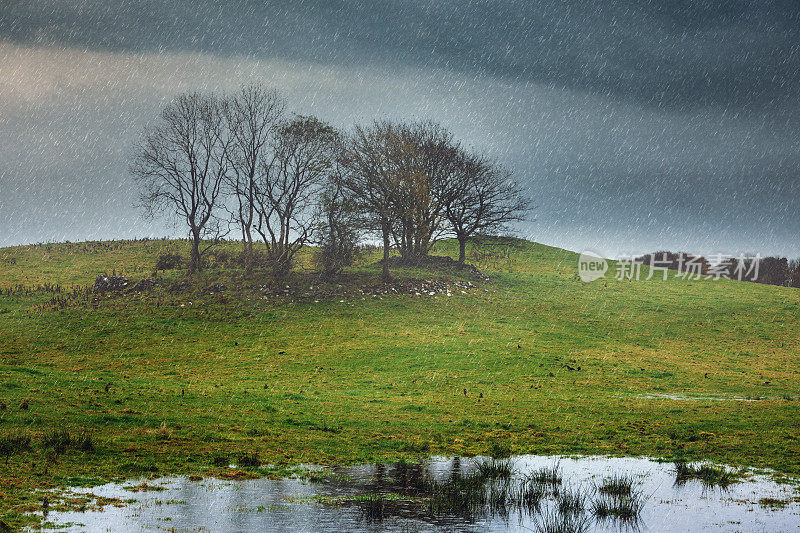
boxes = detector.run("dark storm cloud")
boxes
[1,1,799,257]
[3,0,800,109]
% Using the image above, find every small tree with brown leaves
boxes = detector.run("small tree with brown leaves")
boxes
[315,184,363,277]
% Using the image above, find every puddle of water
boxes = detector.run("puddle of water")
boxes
[36,456,800,532]
[636,393,767,402]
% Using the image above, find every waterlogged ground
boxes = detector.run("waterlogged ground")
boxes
[36,456,800,532]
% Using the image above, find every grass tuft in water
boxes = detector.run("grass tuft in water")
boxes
[425,471,490,517]
[515,477,546,513]
[556,485,586,515]
[591,492,644,522]
[357,493,386,521]
[528,463,563,489]
[674,461,736,488]
[596,473,636,496]
[474,457,515,480]
[533,508,590,533]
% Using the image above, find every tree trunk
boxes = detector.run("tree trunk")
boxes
[189,230,202,273]
[458,236,467,267]
[243,227,254,274]
[381,218,391,282]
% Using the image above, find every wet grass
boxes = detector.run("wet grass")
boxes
[674,461,738,488]
[1,237,799,526]
[533,509,591,533]
[357,493,387,521]
[0,435,31,459]
[234,452,261,469]
[528,464,563,489]
[211,454,230,467]
[474,458,515,480]
[41,431,94,455]
[556,486,586,515]
[596,473,636,496]
[591,491,645,522]
[758,497,797,508]
[425,471,490,517]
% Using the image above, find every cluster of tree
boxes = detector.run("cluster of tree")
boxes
[338,120,528,280]
[635,251,800,288]
[634,252,710,275]
[131,86,529,278]
[716,256,800,287]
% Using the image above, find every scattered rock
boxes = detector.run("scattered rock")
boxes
[93,274,130,293]
[378,255,489,280]
[128,278,156,292]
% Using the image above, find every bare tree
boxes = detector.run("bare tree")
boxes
[444,153,529,266]
[224,85,285,273]
[338,121,402,281]
[253,115,338,274]
[131,93,230,273]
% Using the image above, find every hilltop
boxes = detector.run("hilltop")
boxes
[0,237,799,525]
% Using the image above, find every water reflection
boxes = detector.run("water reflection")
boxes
[39,456,800,532]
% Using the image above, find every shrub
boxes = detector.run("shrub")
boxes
[203,249,234,269]
[155,252,184,271]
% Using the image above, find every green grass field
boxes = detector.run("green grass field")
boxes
[1,237,799,526]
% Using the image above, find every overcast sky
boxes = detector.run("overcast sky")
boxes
[1,1,799,258]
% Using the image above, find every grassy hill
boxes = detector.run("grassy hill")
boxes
[1,237,799,524]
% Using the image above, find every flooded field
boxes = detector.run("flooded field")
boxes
[37,455,800,532]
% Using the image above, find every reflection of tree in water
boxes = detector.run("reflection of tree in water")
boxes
[330,457,651,533]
